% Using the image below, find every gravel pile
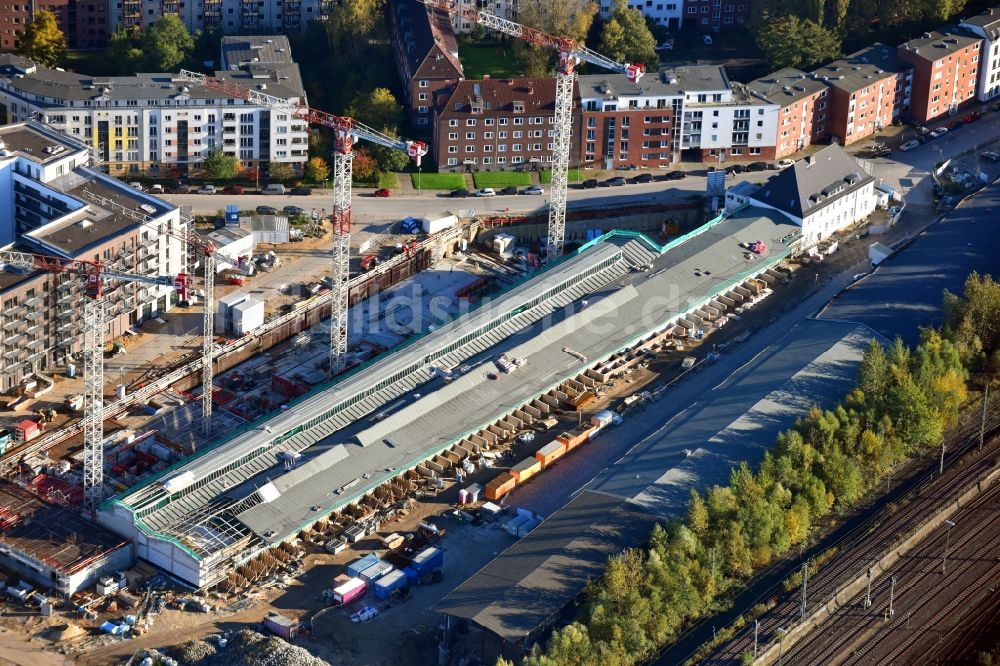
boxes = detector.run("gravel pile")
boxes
[173,630,331,666]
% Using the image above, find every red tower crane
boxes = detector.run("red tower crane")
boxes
[176,69,427,377]
[0,249,189,511]
[415,0,643,261]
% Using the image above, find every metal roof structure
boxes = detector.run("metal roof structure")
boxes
[101,205,801,587]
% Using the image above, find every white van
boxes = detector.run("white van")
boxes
[262,183,286,195]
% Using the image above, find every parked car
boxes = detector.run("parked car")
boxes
[964,111,983,123]
[665,170,686,180]
[747,162,769,172]
[981,150,1000,162]
[605,176,627,186]
[617,164,639,171]
[149,184,164,194]
[929,127,949,139]
[197,184,217,195]
[900,139,921,152]
[449,188,469,198]
[629,173,654,184]
[223,185,245,195]
[173,183,191,194]
[582,178,599,189]
[500,186,519,195]
[522,185,544,195]
[655,39,674,51]
[725,164,746,175]
[261,183,286,195]
[775,158,796,170]
[256,205,278,215]
[290,187,312,196]
[374,188,391,197]
[474,187,496,197]
[871,146,893,158]
[703,34,713,45]
[128,181,144,191]
[283,205,304,216]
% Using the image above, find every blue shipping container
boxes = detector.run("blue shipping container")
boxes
[359,560,394,584]
[403,566,420,586]
[373,569,408,600]
[347,554,381,579]
[411,547,444,575]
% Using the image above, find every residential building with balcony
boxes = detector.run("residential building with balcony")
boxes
[810,44,912,146]
[598,0,684,29]
[897,27,982,123]
[960,7,1000,100]
[449,0,519,32]
[0,41,308,178]
[433,78,575,172]
[390,0,465,127]
[747,68,830,158]
[110,0,332,34]
[681,0,749,32]
[0,120,188,391]
[1,1,109,50]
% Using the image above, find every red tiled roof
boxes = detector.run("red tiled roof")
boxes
[438,78,564,117]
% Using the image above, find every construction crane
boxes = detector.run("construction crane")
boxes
[0,250,189,511]
[177,69,428,377]
[415,0,644,261]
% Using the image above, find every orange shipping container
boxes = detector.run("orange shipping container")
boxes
[535,441,567,468]
[485,473,516,501]
[510,457,542,484]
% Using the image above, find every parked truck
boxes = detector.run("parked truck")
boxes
[422,213,459,235]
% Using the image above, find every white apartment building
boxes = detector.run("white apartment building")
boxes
[112,0,335,34]
[727,144,876,249]
[598,0,683,29]
[0,37,308,179]
[448,0,519,32]
[961,7,1000,100]
[0,120,188,390]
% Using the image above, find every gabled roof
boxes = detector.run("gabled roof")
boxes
[750,144,873,220]
[898,26,982,60]
[747,67,828,106]
[391,0,464,79]
[961,7,1000,39]
[437,78,561,117]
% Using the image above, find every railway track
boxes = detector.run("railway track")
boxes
[699,395,1000,664]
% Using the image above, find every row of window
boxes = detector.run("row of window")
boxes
[447,116,550,127]
[447,130,551,140]
[447,155,553,165]
[447,143,551,154]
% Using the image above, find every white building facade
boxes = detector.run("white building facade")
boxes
[961,8,1000,100]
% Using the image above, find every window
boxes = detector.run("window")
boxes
[418,93,428,101]
[449,119,458,127]
[448,146,457,153]
[419,80,429,88]
[465,146,475,153]
[448,132,458,140]
[484,132,494,139]
[467,119,476,126]
[466,132,475,139]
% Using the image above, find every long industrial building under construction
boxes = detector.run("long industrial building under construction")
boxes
[97,204,802,588]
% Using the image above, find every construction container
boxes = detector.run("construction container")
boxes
[402,566,420,586]
[14,420,40,443]
[264,612,298,641]
[516,517,542,538]
[558,424,595,452]
[332,577,366,605]
[422,213,459,234]
[509,457,542,484]
[534,441,567,468]
[232,297,265,336]
[379,533,405,550]
[485,473,516,501]
[358,560,394,584]
[346,554,381,579]
[591,410,615,430]
[373,569,408,600]
[410,547,443,576]
[504,513,531,536]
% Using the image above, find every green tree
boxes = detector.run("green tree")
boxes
[755,14,841,70]
[346,87,403,134]
[98,29,144,75]
[351,148,379,184]
[686,489,710,539]
[202,150,239,180]
[304,156,330,184]
[523,622,594,666]
[268,161,294,182]
[858,339,890,406]
[515,0,597,77]
[141,15,195,72]
[600,0,658,67]
[19,10,66,67]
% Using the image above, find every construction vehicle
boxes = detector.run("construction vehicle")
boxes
[177,68,428,382]
[360,255,380,272]
[416,0,643,261]
[35,408,57,424]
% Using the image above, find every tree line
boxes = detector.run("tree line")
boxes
[510,272,999,666]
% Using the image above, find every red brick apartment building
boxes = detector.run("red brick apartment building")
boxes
[390,0,465,128]
[747,68,830,158]
[0,1,109,50]
[682,0,749,32]
[433,78,577,172]
[811,44,913,146]
[897,27,983,123]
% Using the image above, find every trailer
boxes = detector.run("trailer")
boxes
[332,577,366,606]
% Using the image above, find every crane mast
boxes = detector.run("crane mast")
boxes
[415,0,643,261]
[177,69,426,376]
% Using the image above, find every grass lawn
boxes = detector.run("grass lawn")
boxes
[411,172,466,190]
[378,172,399,189]
[539,168,583,184]
[472,172,532,188]
[458,40,525,79]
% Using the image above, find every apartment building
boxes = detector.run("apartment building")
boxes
[598,0,683,29]
[747,68,830,159]
[111,0,336,34]
[960,7,1000,100]
[0,38,309,178]
[449,0,519,33]
[730,144,876,249]
[433,78,573,172]
[0,120,188,391]
[682,0,749,32]
[811,44,912,146]
[898,27,982,123]
[577,72,675,169]
[390,0,465,127]
[1,1,109,50]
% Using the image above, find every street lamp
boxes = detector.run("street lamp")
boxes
[942,519,956,574]
[776,627,789,666]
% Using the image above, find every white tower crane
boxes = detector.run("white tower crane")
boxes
[0,250,190,511]
[415,0,644,261]
[177,70,428,376]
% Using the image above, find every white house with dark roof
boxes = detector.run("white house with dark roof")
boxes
[726,144,876,248]
[961,6,1000,100]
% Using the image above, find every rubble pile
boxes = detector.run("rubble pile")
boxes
[173,630,331,666]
